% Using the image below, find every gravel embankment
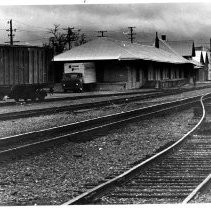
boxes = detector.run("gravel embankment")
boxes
[0,88,211,138]
[0,108,197,205]
[0,100,194,138]
[0,87,210,138]
[0,87,207,205]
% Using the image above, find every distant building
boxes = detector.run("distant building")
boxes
[193,46,210,81]
[208,52,211,81]
[53,37,195,91]
[192,47,209,81]
[159,35,204,83]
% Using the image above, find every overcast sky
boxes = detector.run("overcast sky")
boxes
[0,2,211,47]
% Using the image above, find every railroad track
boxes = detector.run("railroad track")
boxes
[0,86,210,121]
[0,90,164,121]
[1,84,210,108]
[61,93,211,205]
[0,86,195,107]
[0,95,202,163]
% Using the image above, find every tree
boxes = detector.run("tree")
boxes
[43,24,87,55]
[75,31,87,46]
[44,24,66,54]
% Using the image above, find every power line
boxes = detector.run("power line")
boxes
[18,37,49,42]
[12,19,48,31]
[3,21,211,48]
[16,28,48,33]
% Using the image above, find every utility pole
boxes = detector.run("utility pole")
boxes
[128,27,136,43]
[209,38,211,64]
[210,38,211,80]
[5,19,19,45]
[63,27,75,50]
[97,30,107,37]
[50,37,55,83]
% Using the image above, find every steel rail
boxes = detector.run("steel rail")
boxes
[181,92,211,203]
[181,94,211,204]
[0,91,165,121]
[0,99,199,156]
[0,95,203,156]
[0,89,189,121]
[1,84,210,108]
[62,93,211,205]
[0,89,161,107]
[0,84,206,108]
[0,85,210,120]
[182,174,211,203]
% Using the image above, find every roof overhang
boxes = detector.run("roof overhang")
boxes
[52,38,192,65]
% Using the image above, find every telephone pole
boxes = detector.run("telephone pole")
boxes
[5,19,19,45]
[210,38,211,61]
[97,30,107,37]
[210,38,211,79]
[128,27,136,43]
[63,27,75,50]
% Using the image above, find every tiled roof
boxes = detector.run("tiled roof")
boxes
[54,38,139,61]
[53,38,191,64]
[119,40,189,64]
[166,40,195,57]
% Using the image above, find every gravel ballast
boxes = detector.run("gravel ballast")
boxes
[191,180,211,203]
[0,87,211,115]
[0,87,208,205]
[0,108,197,205]
[0,87,209,138]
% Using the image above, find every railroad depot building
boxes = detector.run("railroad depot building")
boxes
[192,46,210,81]
[158,36,206,82]
[53,37,196,91]
[193,49,209,81]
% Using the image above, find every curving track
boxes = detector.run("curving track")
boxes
[0,90,181,121]
[0,91,161,121]
[1,93,211,205]
[62,93,211,205]
[0,95,201,161]
[0,86,210,121]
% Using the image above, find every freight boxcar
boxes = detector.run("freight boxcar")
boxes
[0,44,53,101]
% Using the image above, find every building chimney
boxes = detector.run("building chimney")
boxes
[155,32,159,48]
[161,35,167,41]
